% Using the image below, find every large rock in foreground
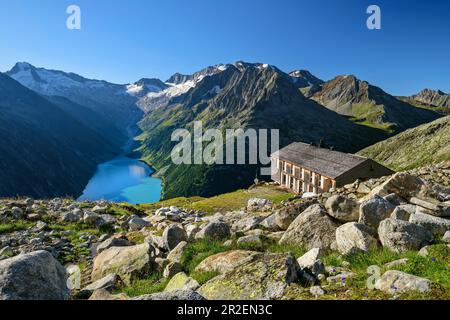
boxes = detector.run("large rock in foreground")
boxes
[164,272,199,292]
[375,270,431,295]
[359,196,395,229]
[91,243,154,285]
[0,250,69,300]
[409,213,450,237]
[325,195,360,222]
[195,250,262,274]
[198,253,299,300]
[195,222,231,240]
[134,290,205,300]
[378,219,433,253]
[335,222,379,255]
[368,173,426,200]
[279,204,340,251]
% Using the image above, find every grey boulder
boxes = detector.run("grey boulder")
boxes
[378,218,433,253]
[336,222,379,255]
[128,217,149,231]
[195,222,231,241]
[0,250,69,300]
[279,204,340,251]
[375,270,431,295]
[163,225,188,251]
[359,196,395,229]
[325,195,360,222]
[95,237,131,255]
[409,213,450,238]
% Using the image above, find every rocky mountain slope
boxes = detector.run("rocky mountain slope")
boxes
[0,165,448,300]
[136,64,229,113]
[359,116,450,171]
[305,76,441,132]
[0,73,119,198]
[399,89,450,114]
[138,62,391,199]
[413,89,450,107]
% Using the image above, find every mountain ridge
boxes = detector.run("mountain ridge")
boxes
[398,88,450,115]
[6,62,141,135]
[305,75,441,132]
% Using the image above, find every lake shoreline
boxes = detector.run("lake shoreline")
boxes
[77,119,163,205]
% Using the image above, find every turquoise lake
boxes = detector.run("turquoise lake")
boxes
[78,156,162,205]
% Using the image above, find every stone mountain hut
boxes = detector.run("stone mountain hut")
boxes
[271,142,394,194]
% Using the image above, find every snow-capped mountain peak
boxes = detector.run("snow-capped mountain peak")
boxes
[126,78,169,97]
[137,63,231,112]
[289,69,324,88]
[6,62,115,95]
[6,62,139,126]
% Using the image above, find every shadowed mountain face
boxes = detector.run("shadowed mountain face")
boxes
[0,73,119,198]
[138,62,390,199]
[359,116,450,171]
[305,75,441,132]
[44,95,125,150]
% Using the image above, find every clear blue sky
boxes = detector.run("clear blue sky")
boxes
[0,0,449,95]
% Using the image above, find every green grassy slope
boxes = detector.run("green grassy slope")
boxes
[358,116,450,171]
[140,184,294,214]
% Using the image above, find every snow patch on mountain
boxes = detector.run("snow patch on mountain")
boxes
[126,80,167,97]
[138,64,229,112]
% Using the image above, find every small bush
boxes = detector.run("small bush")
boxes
[342,248,401,272]
[181,238,230,273]
[190,271,220,285]
[0,221,33,234]
[119,273,169,297]
[398,245,450,290]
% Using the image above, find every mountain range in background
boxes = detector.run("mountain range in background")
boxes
[399,88,450,115]
[1,61,448,200]
[304,75,441,132]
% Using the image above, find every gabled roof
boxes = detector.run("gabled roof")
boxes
[272,142,368,179]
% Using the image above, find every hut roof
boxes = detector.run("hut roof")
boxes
[272,142,368,179]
